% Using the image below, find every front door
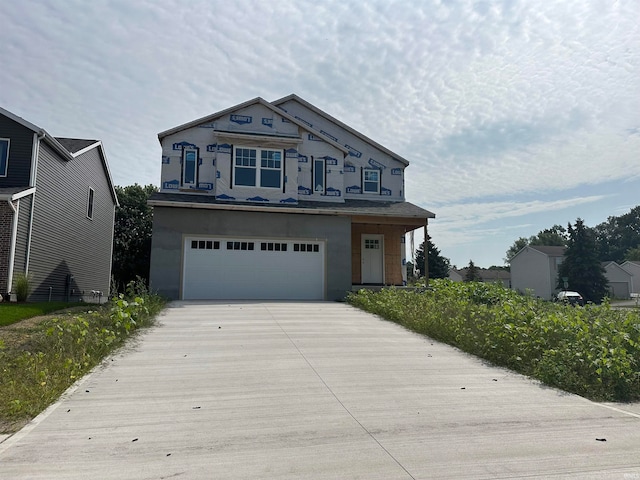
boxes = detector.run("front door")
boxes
[361,234,384,284]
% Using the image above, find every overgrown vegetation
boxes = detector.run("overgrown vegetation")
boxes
[13,273,32,302]
[0,281,166,432]
[348,280,640,402]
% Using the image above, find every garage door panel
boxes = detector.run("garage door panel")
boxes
[183,237,325,300]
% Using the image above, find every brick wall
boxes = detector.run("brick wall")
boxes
[0,201,15,295]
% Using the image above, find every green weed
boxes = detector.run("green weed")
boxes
[348,280,640,401]
[0,281,166,431]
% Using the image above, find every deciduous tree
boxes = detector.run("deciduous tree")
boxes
[112,184,158,290]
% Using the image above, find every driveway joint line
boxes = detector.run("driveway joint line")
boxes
[264,305,417,480]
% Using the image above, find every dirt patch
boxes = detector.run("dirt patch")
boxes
[0,306,100,351]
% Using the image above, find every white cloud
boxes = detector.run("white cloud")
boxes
[1,0,639,265]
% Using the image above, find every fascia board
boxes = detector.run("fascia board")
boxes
[0,187,36,201]
[157,97,350,155]
[0,106,41,133]
[272,94,410,166]
[148,198,429,219]
[42,132,74,161]
[92,141,119,207]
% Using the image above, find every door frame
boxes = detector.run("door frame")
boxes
[361,234,384,284]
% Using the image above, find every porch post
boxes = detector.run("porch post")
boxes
[423,221,429,285]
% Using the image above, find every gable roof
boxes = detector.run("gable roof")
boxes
[528,245,566,256]
[0,106,118,206]
[55,138,99,154]
[272,94,410,166]
[157,97,349,155]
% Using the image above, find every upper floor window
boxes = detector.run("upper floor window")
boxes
[87,187,94,220]
[313,157,325,194]
[363,168,380,194]
[182,147,199,187]
[234,147,282,189]
[0,138,9,177]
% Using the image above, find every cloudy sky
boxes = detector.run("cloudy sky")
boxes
[2,0,638,267]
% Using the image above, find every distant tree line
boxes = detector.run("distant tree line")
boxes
[505,205,640,265]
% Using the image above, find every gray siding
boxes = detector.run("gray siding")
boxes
[12,193,32,275]
[28,143,115,302]
[150,206,352,301]
[0,114,33,187]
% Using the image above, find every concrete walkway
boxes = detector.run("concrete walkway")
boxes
[1,301,639,479]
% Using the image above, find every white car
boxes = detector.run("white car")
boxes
[556,291,584,306]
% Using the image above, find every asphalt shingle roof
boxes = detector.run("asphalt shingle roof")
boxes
[55,138,98,154]
[149,192,435,219]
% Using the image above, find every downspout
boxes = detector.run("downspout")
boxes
[6,200,19,298]
[25,131,43,273]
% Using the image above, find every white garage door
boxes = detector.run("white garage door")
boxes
[182,237,325,300]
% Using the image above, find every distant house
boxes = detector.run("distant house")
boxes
[148,95,434,300]
[0,106,118,302]
[448,268,510,287]
[621,261,640,294]
[510,245,566,300]
[602,261,632,299]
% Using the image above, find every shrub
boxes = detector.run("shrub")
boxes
[13,273,31,302]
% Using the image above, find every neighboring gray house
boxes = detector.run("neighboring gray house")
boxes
[0,106,118,302]
[621,261,639,294]
[149,95,435,300]
[448,268,510,287]
[510,245,566,300]
[602,261,632,299]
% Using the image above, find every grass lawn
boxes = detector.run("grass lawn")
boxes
[0,302,89,327]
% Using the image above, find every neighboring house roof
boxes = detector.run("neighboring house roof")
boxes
[450,268,510,282]
[272,94,411,166]
[55,137,99,154]
[149,192,434,221]
[156,97,350,155]
[0,106,118,206]
[528,245,566,256]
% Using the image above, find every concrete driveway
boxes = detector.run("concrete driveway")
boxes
[1,301,639,479]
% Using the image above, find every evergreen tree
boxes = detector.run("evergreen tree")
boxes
[557,219,608,303]
[464,260,482,282]
[414,235,450,279]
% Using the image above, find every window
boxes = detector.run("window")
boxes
[226,241,255,251]
[87,187,94,219]
[0,138,9,177]
[293,243,320,252]
[261,242,288,251]
[364,238,380,249]
[182,147,199,187]
[363,169,380,194]
[313,157,325,194]
[234,147,282,188]
[191,240,220,250]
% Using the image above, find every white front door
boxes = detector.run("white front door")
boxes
[361,234,384,284]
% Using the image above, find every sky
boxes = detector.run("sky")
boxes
[1,0,638,268]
